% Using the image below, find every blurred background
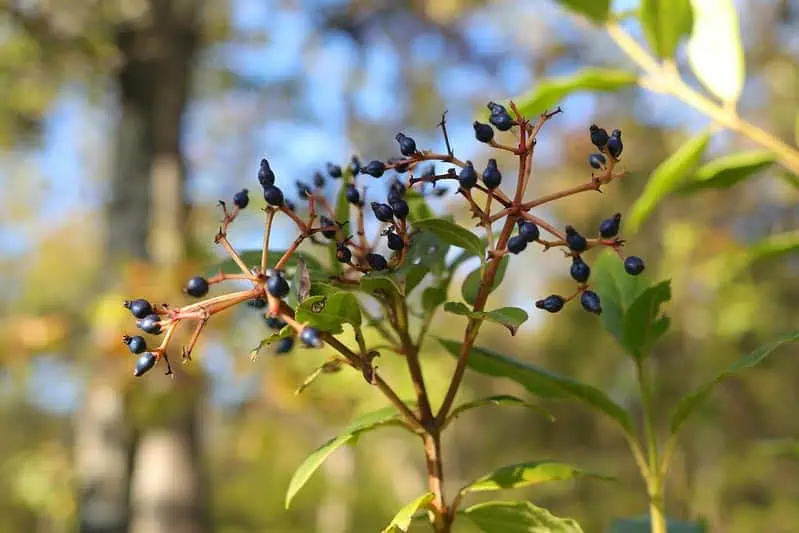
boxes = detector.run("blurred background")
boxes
[0,0,797,532]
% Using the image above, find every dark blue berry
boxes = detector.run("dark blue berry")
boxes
[433,186,448,197]
[589,125,609,149]
[390,178,406,196]
[300,327,323,348]
[363,160,386,178]
[390,158,410,173]
[326,162,342,178]
[296,181,313,199]
[570,256,591,283]
[367,253,388,270]
[265,316,286,330]
[507,235,527,254]
[336,243,352,263]
[391,199,409,220]
[589,153,607,170]
[123,335,147,354]
[185,276,209,298]
[395,133,417,156]
[267,274,290,298]
[387,188,403,205]
[248,298,267,309]
[275,336,295,354]
[565,225,587,252]
[487,102,513,131]
[349,156,362,176]
[518,221,540,242]
[264,185,284,206]
[607,134,623,159]
[386,232,404,251]
[458,161,478,189]
[624,256,645,276]
[536,295,565,313]
[125,299,153,319]
[320,216,337,239]
[482,159,502,189]
[599,213,621,238]
[473,121,495,143]
[580,290,602,315]
[345,184,360,205]
[233,188,250,209]
[134,352,156,377]
[138,314,162,335]
[313,172,325,188]
[371,202,394,223]
[258,158,275,188]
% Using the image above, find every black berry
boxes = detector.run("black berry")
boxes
[275,336,295,354]
[327,162,342,178]
[473,121,495,143]
[570,256,591,283]
[507,235,527,254]
[258,158,275,188]
[487,102,513,131]
[536,295,565,313]
[296,181,312,200]
[391,199,409,220]
[349,156,362,176]
[599,213,622,238]
[363,160,386,178]
[390,178,406,196]
[580,290,602,315]
[138,314,162,335]
[233,188,250,209]
[607,131,623,159]
[624,256,645,276]
[367,253,388,271]
[387,188,403,205]
[589,153,607,170]
[391,158,410,173]
[248,297,267,309]
[265,316,286,330]
[565,225,588,252]
[134,352,156,377]
[264,185,284,206]
[386,232,404,251]
[319,216,337,239]
[123,335,147,354]
[124,299,153,319]
[458,161,478,189]
[395,133,417,156]
[482,158,502,189]
[371,202,394,223]
[345,184,360,205]
[267,273,290,298]
[313,172,325,188]
[518,221,540,242]
[300,327,323,348]
[336,243,352,263]
[589,125,609,149]
[185,276,209,298]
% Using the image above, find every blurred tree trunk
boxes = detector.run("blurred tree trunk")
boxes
[77,2,204,533]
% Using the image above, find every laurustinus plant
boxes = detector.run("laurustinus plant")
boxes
[119,101,798,533]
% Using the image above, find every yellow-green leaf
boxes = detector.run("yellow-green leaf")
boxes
[678,150,775,193]
[686,0,745,104]
[640,0,694,59]
[464,500,585,533]
[461,461,612,494]
[382,492,434,533]
[551,0,610,23]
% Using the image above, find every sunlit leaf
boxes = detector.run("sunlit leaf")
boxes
[640,0,694,59]
[382,492,434,533]
[461,460,612,494]
[627,130,710,232]
[295,291,361,332]
[413,218,485,259]
[609,515,706,532]
[678,150,775,193]
[551,0,610,23]
[462,256,510,306]
[437,339,634,435]
[514,68,637,118]
[464,500,584,533]
[686,0,744,103]
[443,302,528,335]
[446,395,553,428]
[669,330,799,437]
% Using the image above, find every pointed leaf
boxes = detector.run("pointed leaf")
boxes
[446,395,553,428]
[382,492,435,533]
[514,69,636,118]
[462,460,612,494]
[669,330,799,436]
[437,339,634,434]
[551,0,610,23]
[610,515,706,533]
[413,218,484,259]
[464,500,584,533]
[444,302,528,335]
[462,255,510,306]
[591,251,652,346]
[686,0,744,104]
[621,280,672,359]
[640,0,694,59]
[295,291,362,332]
[678,150,775,193]
[627,130,710,232]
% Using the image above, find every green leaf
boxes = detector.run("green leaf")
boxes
[795,112,799,147]
[413,218,484,259]
[444,302,528,336]
[591,251,652,345]
[462,255,510,306]
[621,280,672,359]
[329,181,352,275]
[464,500,584,533]
[640,0,694,59]
[405,190,434,223]
[678,150,775,193]
[514,68,637,118]
[209,249,324,276]
[404,229,449,277]
[295,291,362,332]
[551,0,610,23]
[382,492,435,533]
[462,461,611,495]
[446,395,554,427]
[249,325,294,359]
[422,286,448,313]
[437,339,634,434]
[669,330,799,436]
[403,264,430,295]
[360,275,404,301]
[285,406,408,508]
[686,0,744,104]
[609,516,706,533]
[627,130,710,232]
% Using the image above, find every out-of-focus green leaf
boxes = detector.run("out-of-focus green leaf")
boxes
[627,130,710,232]
[446,395,553,427]
[209,249,323,276]
[621,280,672,359]
[640,0,694,59]
[437,339,634,434]
[382,492,434,532]
[403,264,430,295]
[462,255,509,306]
[443,302,528,336]
[464,500,584,532]
[610,516,706,532]
[686,0,744,104]
[678,150,775,193]
[461,460,611,494]
[514,69,637,118]
[669,330,799,436]
[422,286,448,313]
[551,0,610,23]
[405,190,434,222]
[413,218,484,259]
[248,325,294,359]
[720,230,799,282]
